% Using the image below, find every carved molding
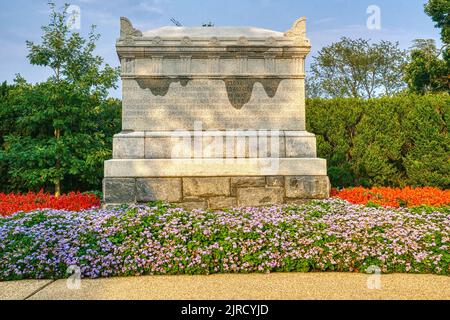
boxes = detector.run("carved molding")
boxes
[208,56,220,74]
[237,36,249,46]
[120,17,143,38]
[236,56,248,74]
[152,36,163,46]
[208,37,221,46]
[123,38,135,46]
[181,36,192,46]
[284,17,307,39]
[180,55,192,74]
[293,56,305,75]
[122,58,135,74]
[264,55,276,74]
[265,37,277,46]
[150,56,163,74]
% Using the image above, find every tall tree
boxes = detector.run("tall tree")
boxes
[424,0,450,46]
[0,81,16,193]
[403,0,450,94]
[307,37,407,99]
[424,0,449,91]
[0,2,120,195]
[404,39,448,93]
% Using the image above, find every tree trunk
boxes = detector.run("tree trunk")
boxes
[55,128,61,197]
[55,179,61,198]
[54,67,62,198]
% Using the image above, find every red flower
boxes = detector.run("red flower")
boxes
[0,190,101,217]
[332,187,450,208]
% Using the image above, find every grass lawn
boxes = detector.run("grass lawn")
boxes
[0,199,448,280]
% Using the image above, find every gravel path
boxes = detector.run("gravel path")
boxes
[1,273,449,300]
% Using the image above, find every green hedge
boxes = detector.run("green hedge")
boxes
[1,92,448,192]
[306,94,450,189]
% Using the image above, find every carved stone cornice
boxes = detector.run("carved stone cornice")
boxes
[284,17,311,46]
[117,17,311,51]
[120,17,143,39]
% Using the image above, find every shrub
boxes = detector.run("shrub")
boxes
[1,91,448,193]
[306,93,450,189]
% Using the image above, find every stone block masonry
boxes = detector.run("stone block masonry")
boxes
[103,175,330,209]
[103,17,330,208]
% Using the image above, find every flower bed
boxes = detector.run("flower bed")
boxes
[0,199,448,280]
[332,187,450,208]
[2,187,447,218]
[0,191,101,217]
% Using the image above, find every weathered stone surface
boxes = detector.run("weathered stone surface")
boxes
[223,132,286,159]
[118,19,311,132]
[136,178,182,202]
[103,178,136,203]
[268,134,286,158]
[145,132,193,159]
[105,158,328,177]
[266,176,284,187]
[103,175,330,208]
[178,199,208,211]
[230,177,266,196]
[104,18,330,206]
[201,134,226,159]
[144,131,289,159]
[237,187,284,207]
[183,177,230,197]
[113,133,145,159]
[122,79,307,132]
[145,137,172,159]
[115,129,292,160]
[285,176,330,199]
[208,197,237,210]
[285,134,317,158]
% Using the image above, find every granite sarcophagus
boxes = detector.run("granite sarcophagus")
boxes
[103,17,330,209]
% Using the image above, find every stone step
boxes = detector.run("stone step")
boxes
[113,130,317,159]
[104,158,327,177]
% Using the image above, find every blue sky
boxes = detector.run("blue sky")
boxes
[0,0,442,97]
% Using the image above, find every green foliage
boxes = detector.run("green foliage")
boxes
[0,81,121,193]
[352,97,408,186]
[409,205,450,215]
[306,93,450,189]
[402,95,450,186]
[404,39,449,93]
[0,3,448,195]
[424,0,450,46]
[0,3,120,194]
[403,1,450,94]
[0,81,17,192]
[307,37,407,99]
[306,98,366,186]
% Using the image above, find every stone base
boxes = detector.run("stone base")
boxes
[103,158,329,209]
[112,131,318,159]
[104,158,327,177]
[103,175,330,209]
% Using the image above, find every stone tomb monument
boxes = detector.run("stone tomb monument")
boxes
[103,17,330,209]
